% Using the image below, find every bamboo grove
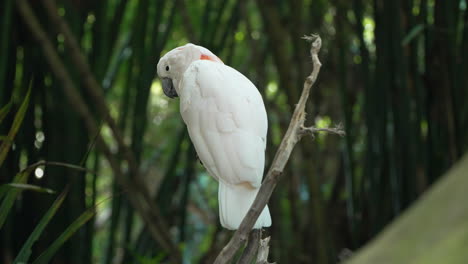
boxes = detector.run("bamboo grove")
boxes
[0,0,467,263]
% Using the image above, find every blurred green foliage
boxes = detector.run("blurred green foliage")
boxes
[1,0,467,263]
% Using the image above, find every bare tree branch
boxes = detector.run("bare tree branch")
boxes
[15,1,181,262]
[256,237,275,264]
[237,229,261,264]
[214,35,343,263]
[299,123,346,139]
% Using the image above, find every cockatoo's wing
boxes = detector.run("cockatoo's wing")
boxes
[179,60,271,229]
[179,60,268,188]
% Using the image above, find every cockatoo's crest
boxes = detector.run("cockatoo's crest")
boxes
[156,43,222,98]
[200,54,223,63]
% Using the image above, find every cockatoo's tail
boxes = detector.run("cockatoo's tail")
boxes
[157,43,271,230]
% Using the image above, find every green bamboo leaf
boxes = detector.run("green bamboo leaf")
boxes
[402,24,425,46]
[0,101,12,124]
[1,183,55,194]
[13,188,68,264]
[0,182,54,201]
[32,206,96,264]
[0,88,31,167]
[0,169,31,229]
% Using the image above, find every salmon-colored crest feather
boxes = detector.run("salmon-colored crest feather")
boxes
[200,54,223,63]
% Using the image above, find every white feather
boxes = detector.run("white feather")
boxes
[179,60,271,229]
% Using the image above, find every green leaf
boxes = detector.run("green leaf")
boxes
[32,206,96,264]
[0,88,31,167]
[402,24,425,46]
[0,169,31,229]
[0,182,55,201]
[0,101,12,124]
[13,188,68,264]
[0,183,55,195]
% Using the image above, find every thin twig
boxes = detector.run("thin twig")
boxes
[23,161,95,175]
[214,35,342,263]
[299,123,346,139]
[79,121,103,166]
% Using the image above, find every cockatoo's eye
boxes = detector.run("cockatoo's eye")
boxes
[166,66,169,71]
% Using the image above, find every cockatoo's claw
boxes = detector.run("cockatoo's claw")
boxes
[161,77,178,98]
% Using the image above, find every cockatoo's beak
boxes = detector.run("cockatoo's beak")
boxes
[161,78,178,98]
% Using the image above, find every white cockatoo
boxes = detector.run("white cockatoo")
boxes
[157,43,271,230]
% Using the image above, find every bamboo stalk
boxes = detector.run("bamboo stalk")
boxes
[15,1,182,262]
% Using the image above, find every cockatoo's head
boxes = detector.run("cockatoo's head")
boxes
[157,43,223,98]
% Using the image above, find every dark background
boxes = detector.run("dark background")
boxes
[1,0,467,263]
